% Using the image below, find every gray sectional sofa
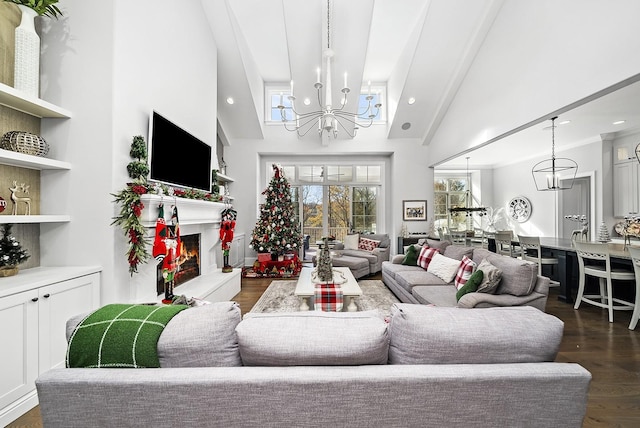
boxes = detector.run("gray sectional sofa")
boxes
[382,239,550,310]
[36,301,591,427]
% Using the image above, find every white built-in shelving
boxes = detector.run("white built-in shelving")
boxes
[0,86,71,225]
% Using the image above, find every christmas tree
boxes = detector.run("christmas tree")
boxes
[0,224,30,267]
[250,164,302,256]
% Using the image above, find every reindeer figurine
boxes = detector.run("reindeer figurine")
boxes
[9,181,31,215]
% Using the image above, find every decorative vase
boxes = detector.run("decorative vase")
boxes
[14,5,40,97]
[0,266,19,277]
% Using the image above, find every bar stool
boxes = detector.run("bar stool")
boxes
[518,235,560,286]
[574,241,636,325]
[622,246,640,330]
[494,230,517,257]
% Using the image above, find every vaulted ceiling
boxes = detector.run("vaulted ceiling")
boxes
[203,0,640,167]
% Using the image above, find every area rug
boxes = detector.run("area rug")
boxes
[249,280,400,316]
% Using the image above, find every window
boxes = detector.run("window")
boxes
[434,176,468,231]
[265,85,293,122]
[266,163,383,242]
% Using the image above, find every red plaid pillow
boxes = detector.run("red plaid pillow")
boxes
[314,283,343,312]
[454,255,477,290]
[417,246,439,270]
[358,237,381,252]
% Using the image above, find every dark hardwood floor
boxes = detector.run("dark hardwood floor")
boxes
[8,274,640,427]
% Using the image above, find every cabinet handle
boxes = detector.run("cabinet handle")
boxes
[43,293,51,298]
[31,297,39,302]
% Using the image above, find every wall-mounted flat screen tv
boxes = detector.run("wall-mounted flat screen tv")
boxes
[148,110,212,192]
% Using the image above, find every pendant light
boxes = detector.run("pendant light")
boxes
[531,116,578,191]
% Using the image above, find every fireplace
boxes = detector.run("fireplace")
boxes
[156,233,201,296]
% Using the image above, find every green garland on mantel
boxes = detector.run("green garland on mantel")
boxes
[112,136,222,275]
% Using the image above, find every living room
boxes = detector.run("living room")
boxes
[1,0,640,426]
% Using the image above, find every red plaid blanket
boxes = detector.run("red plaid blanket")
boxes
[314,283,343,312]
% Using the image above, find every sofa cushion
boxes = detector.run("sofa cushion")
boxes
[486,254,537,296]
[412,285,457,306]
[471,248,494,265]
[382,262,423,281]
[425,239,450,252]
[358,237,381,252]
[427,253,460,283]
[236,311,389,366]
[476,259,503,294]
[388,304,564,364]
[157,302,243,367]
[443,245,474,261]
[456,269,484,301]
[365,233,390,248]
[454,255,477,290]
[344,234,359,250]
[401,244,419,266]
[418,246,439,270]
[395,270,448,293]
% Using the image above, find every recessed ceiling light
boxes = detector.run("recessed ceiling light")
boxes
[303,98,311,106]
[407,97,416,105]
[226,97,234,105]
[613,120,626,125]
[401,122,411,130]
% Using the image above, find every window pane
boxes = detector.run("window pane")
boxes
[434,179,447,192]
[448,178,467,192]
[355,165,381,183]
[298,165,323,183]
[328,185,350,241]
[302,185,323,243]
[352,186,377,234]
[281,165,295,180]
[326,166,353,182]
[270,93,293,121]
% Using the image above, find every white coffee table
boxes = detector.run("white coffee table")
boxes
[294,267,362,312]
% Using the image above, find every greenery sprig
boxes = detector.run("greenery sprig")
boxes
[5,0,63,19]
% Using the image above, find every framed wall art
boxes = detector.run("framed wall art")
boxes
[403,200,427,221]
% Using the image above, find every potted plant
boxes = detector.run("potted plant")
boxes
[4,0,63,18]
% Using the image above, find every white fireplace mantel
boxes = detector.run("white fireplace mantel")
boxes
[138,194,226,228]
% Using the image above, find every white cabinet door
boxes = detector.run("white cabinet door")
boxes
[38,273,100,373]
[613,161,639,217]
[0,290,38,419]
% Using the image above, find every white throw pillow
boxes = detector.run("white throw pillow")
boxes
[344,234,360,250]
[427,253,462,283]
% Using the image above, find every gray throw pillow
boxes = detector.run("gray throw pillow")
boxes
[476,259,502,293]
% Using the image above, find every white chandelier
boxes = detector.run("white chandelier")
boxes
[277,0,381,139]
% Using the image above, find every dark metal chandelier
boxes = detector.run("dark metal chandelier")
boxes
[277,0,381,139]
[531,116,578,191]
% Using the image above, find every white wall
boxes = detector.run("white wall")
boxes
[40,0,218,303]
[491,140,604,238]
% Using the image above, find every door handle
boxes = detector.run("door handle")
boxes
[31,297,38,302]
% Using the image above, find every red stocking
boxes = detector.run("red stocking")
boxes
[152,204,167,261]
